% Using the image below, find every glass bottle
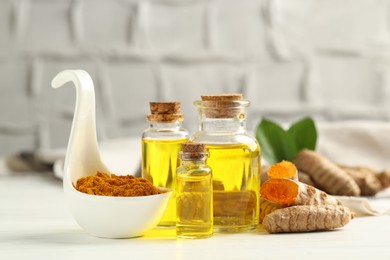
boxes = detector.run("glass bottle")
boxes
[142,102,189,227]
[176,143,213,239]
[190,94,261,233]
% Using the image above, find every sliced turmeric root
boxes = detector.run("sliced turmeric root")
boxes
[261,178,342,207]
[261,179,299,206]
[268,160,298,180]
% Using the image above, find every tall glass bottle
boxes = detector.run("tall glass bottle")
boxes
[190,94,261,232]
[142,102,189,226]
[176,143,213,239]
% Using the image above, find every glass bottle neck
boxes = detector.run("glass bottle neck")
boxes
[195,99,249,133]
[199,117,246,133]
[180,152,208,165]
[181,159,207,166]
[149,121,182,130]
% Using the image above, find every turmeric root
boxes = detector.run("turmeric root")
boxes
[261,165,270,186]
[339,165,382,196]
[295,150,360,196]
[259,197,282,223]
[298,171,315,186]
[261,178,342,207]
[377,170,390,189]
[262,205,354,233]
[268,160,298,181]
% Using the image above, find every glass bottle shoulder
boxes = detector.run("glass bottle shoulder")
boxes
[190,131,259,152]
[142,126,189,140]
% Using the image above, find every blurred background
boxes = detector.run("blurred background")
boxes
[1,0,390,162]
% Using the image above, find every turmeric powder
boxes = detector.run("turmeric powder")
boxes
[74,171,165,197]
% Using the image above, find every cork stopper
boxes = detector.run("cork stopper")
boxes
[180,143,207,160]
[150,102,181,114]
[199,94,247,118]
[201,94,243,102]
[181,143,205,153]
[147,102,183,122]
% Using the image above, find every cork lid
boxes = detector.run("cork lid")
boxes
[180,143,207,160]
[147,102,183,122]
[181,143,206,153]
[197,94,247,118]
[150,102,181,114]
[201,94,243,102]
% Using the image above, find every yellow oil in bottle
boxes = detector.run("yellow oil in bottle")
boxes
[142,138,188,226]
[176,172,213,238]
[205,143,260,232]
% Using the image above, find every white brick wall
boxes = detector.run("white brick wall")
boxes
[271,0,390,55]
[1,0,390,156]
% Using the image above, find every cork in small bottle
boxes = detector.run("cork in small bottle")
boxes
[200,94,245,118]
[181,143,206,160]
[147,102,183,122]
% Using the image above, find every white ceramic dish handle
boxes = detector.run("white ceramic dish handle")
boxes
[51,70,109,187]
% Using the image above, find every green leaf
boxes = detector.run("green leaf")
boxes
[287,117,317,152]
[256,118,298,164]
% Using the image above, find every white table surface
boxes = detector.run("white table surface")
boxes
[1,169,390,260]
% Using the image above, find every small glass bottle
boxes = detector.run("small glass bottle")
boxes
[191,94,261,233]
[176,143,213,239]
[142,102,189,227]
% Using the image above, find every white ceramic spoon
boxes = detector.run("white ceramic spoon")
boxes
[51,70,171,238]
